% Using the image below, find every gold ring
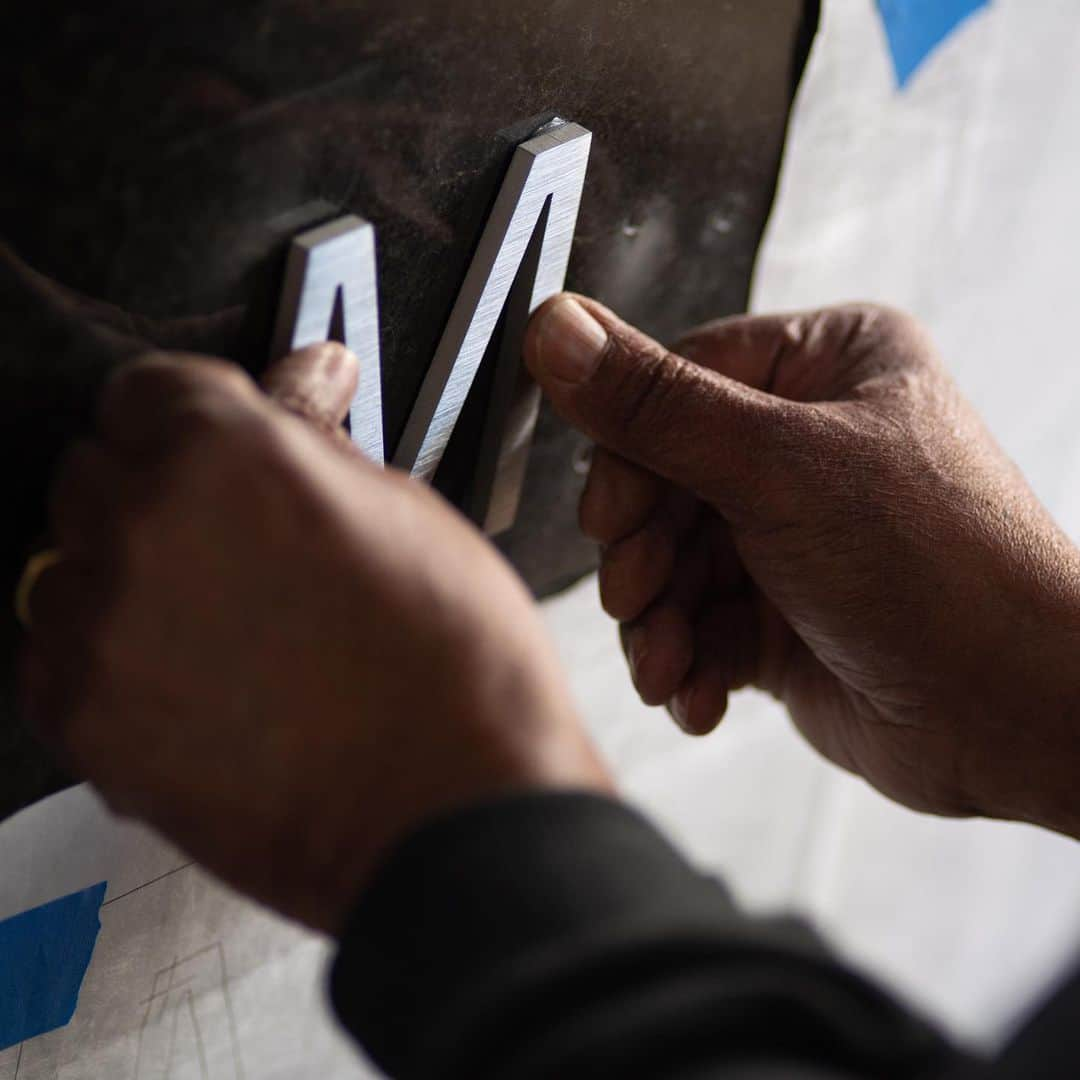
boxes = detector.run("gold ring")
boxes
[14,549,65,628]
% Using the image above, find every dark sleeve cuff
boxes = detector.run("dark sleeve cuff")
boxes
[330,792,965,1080]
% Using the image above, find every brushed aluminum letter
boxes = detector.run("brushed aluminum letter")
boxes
[270,215,384,463]
[392,121,592,532]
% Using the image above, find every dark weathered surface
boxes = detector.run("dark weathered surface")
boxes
[0,1,818,818]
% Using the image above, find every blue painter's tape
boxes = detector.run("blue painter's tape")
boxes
[0,881,107,1051]
[876,0,991,87]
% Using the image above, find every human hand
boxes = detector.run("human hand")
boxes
[21,343,609,932]
[525,295,1080,837]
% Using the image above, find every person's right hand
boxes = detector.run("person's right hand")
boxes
[525,296,1080,838]
[22,344,609,934]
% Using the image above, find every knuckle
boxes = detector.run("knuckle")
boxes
[604,338,699,440]
[169,393,265,457]
[109,353,171,388]
[106,352,191,401]
[845,303,929,358]
[858,302,919,338]
[775,314,810,356]
[120,354,253,411]
[137,352,254,397]
[790,305,941,400]
[99,359,163,419]
[200,360,256,399]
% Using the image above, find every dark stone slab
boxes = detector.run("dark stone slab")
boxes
[0,1,818,819]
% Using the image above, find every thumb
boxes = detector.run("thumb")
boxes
[261,342,359,439]
[524,295,809,523]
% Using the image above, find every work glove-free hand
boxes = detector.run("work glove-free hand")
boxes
[21,342,610,933]
[525,295,1080,838]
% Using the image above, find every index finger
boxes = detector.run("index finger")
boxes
[96,353,258,454]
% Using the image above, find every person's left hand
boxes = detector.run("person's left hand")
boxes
[20,344,609,933]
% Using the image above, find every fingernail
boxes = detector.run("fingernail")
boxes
[670,686,695,734]
[532,298,608,383]
[627,628,648,686]
[323,343,359,382]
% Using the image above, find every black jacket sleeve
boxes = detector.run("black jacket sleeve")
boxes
[330,792,973,1080]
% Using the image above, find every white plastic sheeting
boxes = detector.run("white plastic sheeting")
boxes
[554,0,1080,1050]
[3,1,1080,1075]
[756,0,1080,1043]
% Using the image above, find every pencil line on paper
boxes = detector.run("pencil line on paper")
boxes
[102,863,195,907]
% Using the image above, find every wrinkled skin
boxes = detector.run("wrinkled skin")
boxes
[25,295,1080,938]
[525,296,1080,838]
[24,344,610,933]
